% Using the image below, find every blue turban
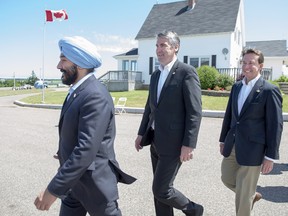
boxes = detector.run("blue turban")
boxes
[58,36,102,69]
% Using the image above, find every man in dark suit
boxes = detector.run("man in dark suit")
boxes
[135,31,203,216]
[219,48,283,216]
[34,36,136,216]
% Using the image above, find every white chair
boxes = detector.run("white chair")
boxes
[115,97,127,114]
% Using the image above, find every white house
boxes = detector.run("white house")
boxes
[113,0,288,85]
[115,0,244,84]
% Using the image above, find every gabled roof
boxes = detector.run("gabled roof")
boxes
[246,40,288,57]
[135,0,241,40]
[114,48,138,58]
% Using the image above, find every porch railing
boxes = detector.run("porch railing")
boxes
[98,70,142,82]
[217,68,272,81]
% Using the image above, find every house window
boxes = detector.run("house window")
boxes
[201,57,209,66]
[234,28,237,42]
[130,60,137,71]
[238,31,241,45]
[190,58,199,68]
[189,57,210,68]
[122,60,129,71]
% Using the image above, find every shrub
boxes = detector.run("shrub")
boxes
[216,74,234,89]
[275,75,288,82]
[197,66,219,90]
[225,85,232,91]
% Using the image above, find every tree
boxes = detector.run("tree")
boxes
[26,70,38,85]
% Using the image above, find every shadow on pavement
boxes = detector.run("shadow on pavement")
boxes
[256,163,288,203]
[257,185,288,203]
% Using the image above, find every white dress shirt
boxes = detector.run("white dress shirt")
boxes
[157,57,177,102]
[237,74,260,115]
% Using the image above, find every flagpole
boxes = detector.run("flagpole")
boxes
[42,19,46,103]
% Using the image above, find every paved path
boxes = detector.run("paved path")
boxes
[0,94,287,216]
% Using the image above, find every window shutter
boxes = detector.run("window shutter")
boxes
[212,55,216,67]
[149,57,153,75]
[183,56,188,64]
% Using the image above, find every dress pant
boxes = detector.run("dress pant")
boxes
[59,194,122,216]
[59,186,122,216]
[221,147,261,216]
[150,144,202,216]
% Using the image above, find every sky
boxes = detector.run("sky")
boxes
[0,0,287,79]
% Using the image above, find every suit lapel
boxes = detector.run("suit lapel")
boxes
[239,78,264,117]
[152,70,161,106]
[59,76,93,123]
[233,82,243,117]
[157,61,178,105]
[60,91,77,116]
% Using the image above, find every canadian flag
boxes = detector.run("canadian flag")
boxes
[45,10,68,22]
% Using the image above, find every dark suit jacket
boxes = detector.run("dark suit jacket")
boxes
[138,60,202,155]
[48,75,135,202]
[219,77,283,166]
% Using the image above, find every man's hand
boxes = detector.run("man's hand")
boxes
[261,159,274,174]
[34,188,57,211]
[219,143,224,155]
[135,135,143,152]
[180,146,194,162]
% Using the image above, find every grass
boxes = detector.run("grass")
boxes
[0,88,46,97]
[21,90,68,104]
[111,90,148,107]
[2,88,287,112]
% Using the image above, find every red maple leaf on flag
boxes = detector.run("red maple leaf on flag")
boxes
[54,12,64,19]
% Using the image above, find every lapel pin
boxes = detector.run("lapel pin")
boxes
[256,89,260,93]
[73,93,77,98]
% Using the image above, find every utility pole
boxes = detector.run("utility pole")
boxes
[13,72,16,90]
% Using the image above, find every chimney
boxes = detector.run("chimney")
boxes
[187,0,196,10]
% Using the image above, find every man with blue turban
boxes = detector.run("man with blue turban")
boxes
[34,36,136,216]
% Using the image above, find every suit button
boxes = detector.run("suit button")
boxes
[236,122,239,124]
[233,134,235,136]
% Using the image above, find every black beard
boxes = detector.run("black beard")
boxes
[61,65,78,85]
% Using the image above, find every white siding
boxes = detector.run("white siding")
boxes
[137,33,244,84]
[264,58,287,80]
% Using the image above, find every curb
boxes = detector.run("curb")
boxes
[13,100,288,121]
[14,100,62,109]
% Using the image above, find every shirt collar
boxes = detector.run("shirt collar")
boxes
[70,72,95,91]
[241,74,261,87]
[158,57,177,72]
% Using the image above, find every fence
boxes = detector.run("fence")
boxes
[98,71,142,82]
[216,68,272,81]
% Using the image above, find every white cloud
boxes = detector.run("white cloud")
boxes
[92,33,138,53]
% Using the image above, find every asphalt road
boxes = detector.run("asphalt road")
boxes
[0,94,287,216]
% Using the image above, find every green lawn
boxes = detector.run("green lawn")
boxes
[12,89,288,112]
[0,88,47,97]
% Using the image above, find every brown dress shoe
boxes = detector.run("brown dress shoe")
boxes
[252,192,262,209]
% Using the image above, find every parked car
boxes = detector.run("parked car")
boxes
[21,84,32,89]
[12,84,32,90]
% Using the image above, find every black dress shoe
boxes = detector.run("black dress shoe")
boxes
[182,203,204,216]
[252,192,262,209]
